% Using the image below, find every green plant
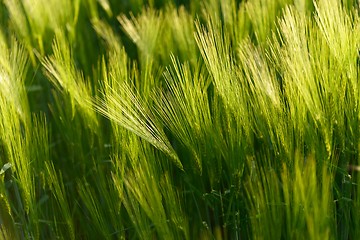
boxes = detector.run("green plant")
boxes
[0,0,360,239]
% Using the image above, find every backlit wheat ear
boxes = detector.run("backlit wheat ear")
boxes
[94,54,183,171]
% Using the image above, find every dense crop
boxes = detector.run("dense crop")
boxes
[0,0,360,239]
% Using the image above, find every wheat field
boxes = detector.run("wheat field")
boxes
[0,0,360,239]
